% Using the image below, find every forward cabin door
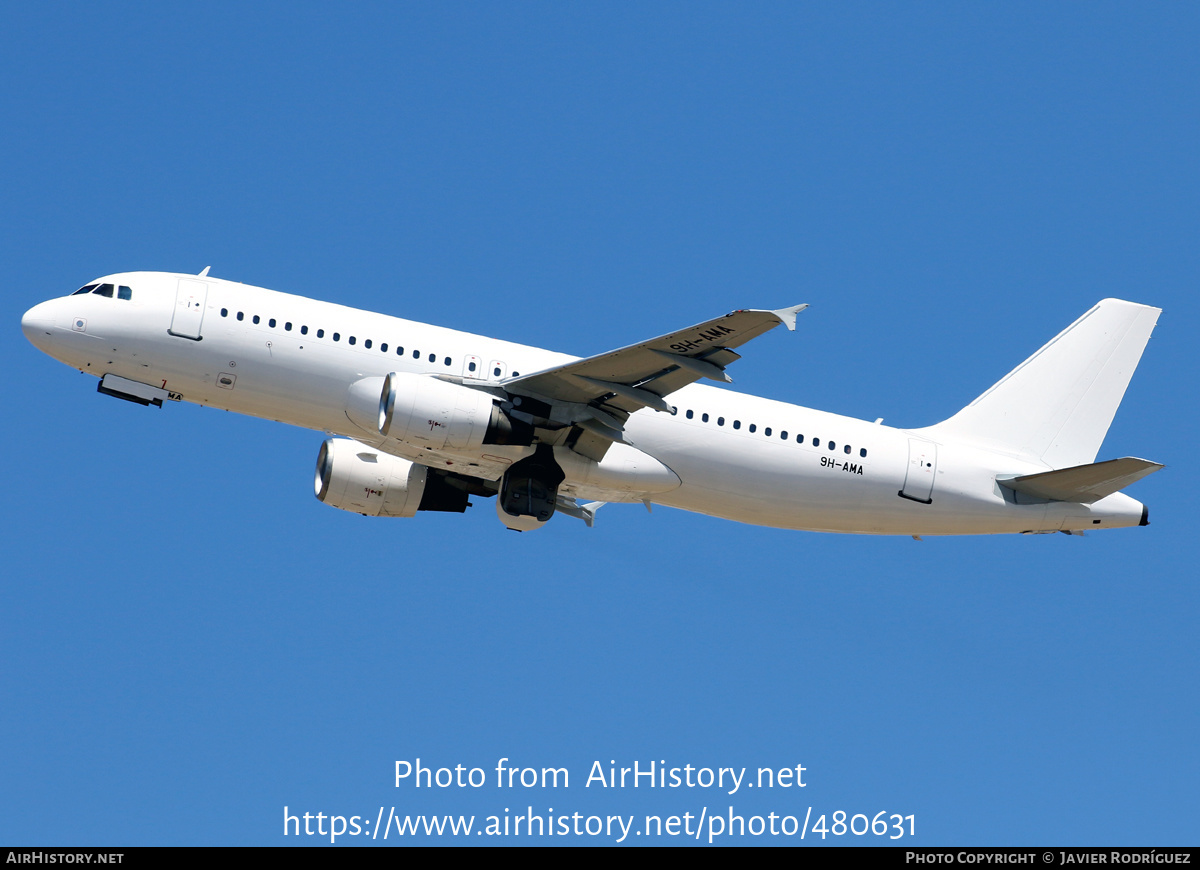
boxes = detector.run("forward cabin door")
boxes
[899,438,938,503]
[169,278,208,340]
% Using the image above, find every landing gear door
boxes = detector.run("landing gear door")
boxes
[169,278,208,340]
[899,438,937,504]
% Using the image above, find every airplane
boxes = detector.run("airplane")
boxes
[21,270,1163,535]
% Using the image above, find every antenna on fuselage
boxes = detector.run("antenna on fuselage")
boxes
[198,266,211,277]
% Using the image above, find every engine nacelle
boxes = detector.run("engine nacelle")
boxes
[314,438,427,517]
[374,372,533,450]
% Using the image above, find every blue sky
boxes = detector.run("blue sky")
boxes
[2,2,1196,845]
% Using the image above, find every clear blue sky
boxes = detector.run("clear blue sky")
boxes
[2,2,1196,845]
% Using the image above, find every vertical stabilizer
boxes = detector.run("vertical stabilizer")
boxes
[931,299,1160,468]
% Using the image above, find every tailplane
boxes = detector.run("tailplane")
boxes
[931,299,1161,468]
[999,456,1163,503]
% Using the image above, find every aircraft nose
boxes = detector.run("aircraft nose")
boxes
[21,301,57,349]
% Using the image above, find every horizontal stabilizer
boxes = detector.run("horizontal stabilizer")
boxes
[999,457,1163,504]
[555,496,605,527]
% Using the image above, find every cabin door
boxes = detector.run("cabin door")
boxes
[169,278,208,340]
[899,439,938,504]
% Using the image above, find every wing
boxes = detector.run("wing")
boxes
[499,304,807,459]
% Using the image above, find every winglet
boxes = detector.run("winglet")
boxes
[772,303,809,331]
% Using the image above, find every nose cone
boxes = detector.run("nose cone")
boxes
[22,300,57,352]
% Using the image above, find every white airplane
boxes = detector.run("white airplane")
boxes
[22,270,1162,535]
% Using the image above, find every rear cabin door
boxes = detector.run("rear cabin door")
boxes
[899,438,938,504]
[169,278,208,340]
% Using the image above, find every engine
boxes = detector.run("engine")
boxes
[315,437,487,520]
[368,372,532,450]
[314,438,429,517]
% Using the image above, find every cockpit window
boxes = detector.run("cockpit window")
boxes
[92,284,115,298]
[118,285,132,300]
[73,284,98,295]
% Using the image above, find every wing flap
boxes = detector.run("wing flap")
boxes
[999,456,1163,503]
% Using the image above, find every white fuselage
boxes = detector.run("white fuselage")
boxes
[21,272,1148,535]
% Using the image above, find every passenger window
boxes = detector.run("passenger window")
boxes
[269,318,276,328]
[333,333,340,341]
[702,413,709,423]
[92,284,114,297]
[512,372,519,377]
[301,325,308,335]
[493,367,501,376]
[253,315,260,324]
[317,329,324,338]
[844,444,851,454]
[469,361,477,372]
[765,427,771,436]
[380,343,387,352]
[749,424,756,433]
[221,308,228,317]
[685,410,693,419]
[237,312,244,321]
[444,357,451,366]
[118,286,133,300]
[428,353,435,363]
[717,417,725,426]
[829,442,836,451]
[414,350,420,359]
[397,347,404,355]
[350,336,357,346]
[733,420,741,430]
[285,322,292,331]
[860,448,867,458]
[781,431,788,439]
